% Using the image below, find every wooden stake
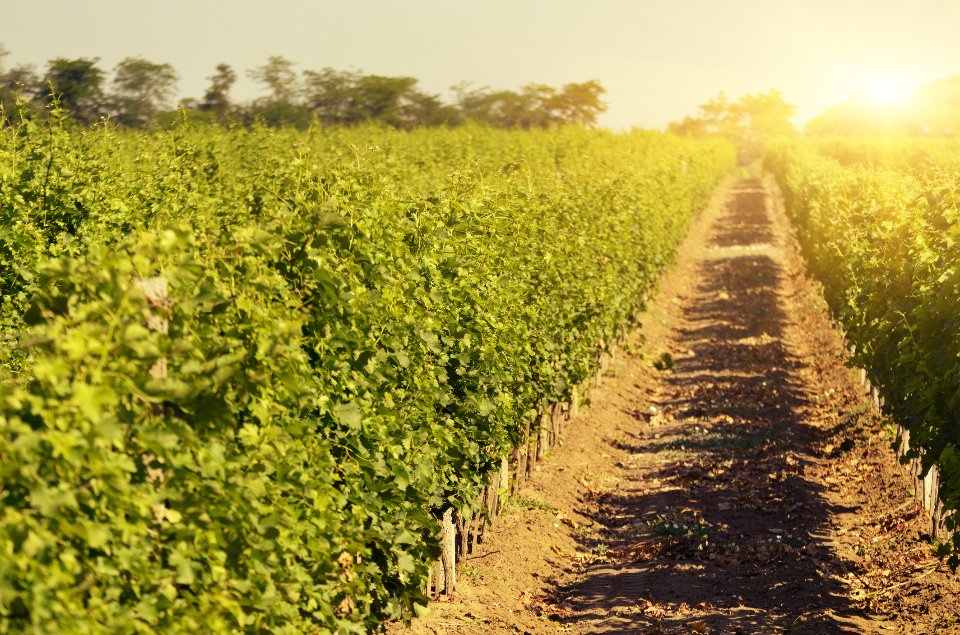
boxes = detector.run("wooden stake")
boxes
[440,508,456,595]
[510,447,522,495]
[499,456,510,513]
[526,418,535,478]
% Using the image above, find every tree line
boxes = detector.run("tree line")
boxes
[805,76,960,136]
[0,46,606,129]
[667,89,797,142]
[666,89,797,163]
[670,80,960,139]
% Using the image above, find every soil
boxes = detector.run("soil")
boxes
[390,175,960,634]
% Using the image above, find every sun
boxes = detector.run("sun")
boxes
[865,77,907,105]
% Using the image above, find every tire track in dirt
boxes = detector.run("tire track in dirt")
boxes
[394,176,960,635]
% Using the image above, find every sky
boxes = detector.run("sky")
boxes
[3,0,960,130]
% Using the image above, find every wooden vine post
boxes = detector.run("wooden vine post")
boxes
[437,507,456,595]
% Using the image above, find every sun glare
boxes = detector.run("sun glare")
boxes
[865,77,907,105]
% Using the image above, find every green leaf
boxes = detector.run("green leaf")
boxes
[334,402,363,429]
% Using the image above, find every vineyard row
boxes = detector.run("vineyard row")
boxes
[0,120,734,632]
[767,140,960,565]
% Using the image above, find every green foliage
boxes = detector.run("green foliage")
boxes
[767,139,960,566]
[0,119,733,631]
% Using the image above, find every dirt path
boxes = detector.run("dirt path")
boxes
[396,177,960,634]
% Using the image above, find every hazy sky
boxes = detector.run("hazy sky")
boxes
[4,0,960,129]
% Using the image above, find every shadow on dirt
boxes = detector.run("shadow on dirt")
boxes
[556,179,868,633]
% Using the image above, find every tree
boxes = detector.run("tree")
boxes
[401,91,461,127]
[109,57,178,127]
[450,82,496,125]
[200,63,236,120]
[0,65,41,120]
[302,69,459,128]
[550,80,607,125]
[515,84,557,128]
[0,44,10,120]
[736,89,796,140]
[669,89,796,142]
[908,76,960,134]
[0,44,14,117]
[465,84,553,128]
[244,56,310,127]
[454,87,520,128]
[669,92,742,138]
[302,67,357,125]
[699,92,739,135]
[455,80,607,129]
[0,45,41,123]
[45,57,106,125]
[248,55,299,103]
[350,74,419,126]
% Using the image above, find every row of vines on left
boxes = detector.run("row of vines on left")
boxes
[0,114,734,633]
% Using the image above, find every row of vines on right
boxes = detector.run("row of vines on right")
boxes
[765,138,960,562]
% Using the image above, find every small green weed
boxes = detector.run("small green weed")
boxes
[647,511,711,540]
[511,495,557,512]
[653,352,675,371]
